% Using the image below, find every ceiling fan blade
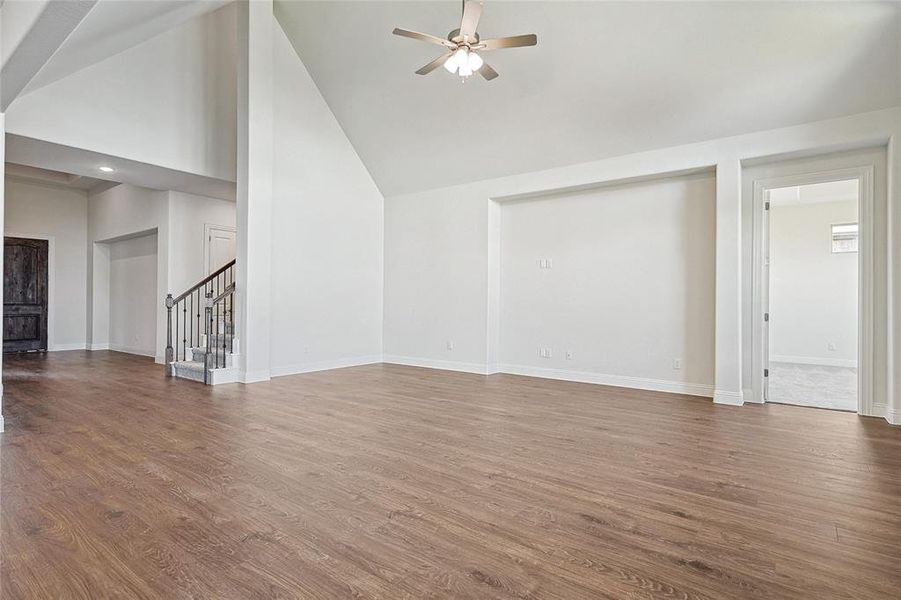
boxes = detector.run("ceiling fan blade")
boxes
[393,28,452,47]
[479,34,538,50]
[415,52,453,75]
[479,62,499,81]
[460,1,482,40]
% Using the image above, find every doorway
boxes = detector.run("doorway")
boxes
[765,180,858,410]
[3,237,49,353]
[204,224,236,274]
[752,166,874,414]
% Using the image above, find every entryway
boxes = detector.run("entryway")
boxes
[752,167,874,413]
[765,180,858,410]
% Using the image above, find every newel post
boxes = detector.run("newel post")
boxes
[204,291,214,385]
[165,294,174,376]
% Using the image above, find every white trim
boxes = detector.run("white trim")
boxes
[751,165,875,417]
[87,343,109,351]
[713,390,745,406]
[886,408,901,426]
[383,355,491,375]
[498,364,714,397]
[742,388,758,404]
[769,355,857,368]
[108,344,156,357]
[0,415,4,433]
[239,369,271,384]
[270,355,383,378]
[48,343,86,352]
[210,367,239,385]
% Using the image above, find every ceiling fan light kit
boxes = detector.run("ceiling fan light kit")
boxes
[393,0,538,82]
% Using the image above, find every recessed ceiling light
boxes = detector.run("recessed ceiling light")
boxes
[99,166,115,173]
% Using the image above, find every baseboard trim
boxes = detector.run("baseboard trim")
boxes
[382,355,490,375]
[0,415,4,433]
[271,355,383,378]
[240,369,271,384]
[498,364,714,397]
[49,343,86,352]
[770,355,857,368]
[87,343,109,351]
[713,390,745,406]
[742,387,762,404]
[108,344,155,357]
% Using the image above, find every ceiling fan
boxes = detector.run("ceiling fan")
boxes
[392,0,537,81]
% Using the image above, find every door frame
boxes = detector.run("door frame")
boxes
[751,165,875,415]
[202,223,236,274]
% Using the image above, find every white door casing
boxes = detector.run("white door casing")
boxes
[204,224,236,274]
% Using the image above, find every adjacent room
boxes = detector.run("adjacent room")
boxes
[1,1,900,599]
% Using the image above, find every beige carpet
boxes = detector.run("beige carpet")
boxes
[768,361,857,412]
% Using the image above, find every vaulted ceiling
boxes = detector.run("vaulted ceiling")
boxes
[18,0,231,95]
[276,1,901,197]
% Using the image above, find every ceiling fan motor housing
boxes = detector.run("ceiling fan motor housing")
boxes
[448,28,479,46]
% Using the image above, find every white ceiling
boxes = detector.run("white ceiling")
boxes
[5,134,236,201]
[22,0,230,94]
[5,161,111,192]
[770,179,859,207]
[275,1,901,197]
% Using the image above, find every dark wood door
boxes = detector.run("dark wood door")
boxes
[3,237,48,353]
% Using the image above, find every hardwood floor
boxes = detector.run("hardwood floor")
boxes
[2,351,900,599]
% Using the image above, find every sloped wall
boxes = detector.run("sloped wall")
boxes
[4,3,237,182]
[268,16,384,375]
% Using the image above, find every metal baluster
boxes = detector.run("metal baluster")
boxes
[165,294,174,375]
[204,291,213,385]
[196,289,201,352]
[215,301,220,369]
[189,293,193,355]
[174,300,179,361]
[182,300,187,361]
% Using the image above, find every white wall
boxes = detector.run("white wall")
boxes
[108,232,158,357]
[268,16,383,376]
[4,3,237,181]
[498,174,716,395]
[88,184,169,359]
[87,183,234,361]
[4,179,87,350]
[769,199,858,366]
[384,107,898,423]
[168,191,236,294]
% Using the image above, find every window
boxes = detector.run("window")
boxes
[831,223,858,253]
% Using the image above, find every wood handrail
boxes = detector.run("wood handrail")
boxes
[172,259,236,303]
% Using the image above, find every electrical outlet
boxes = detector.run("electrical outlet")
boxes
[672,359,682,370]
[565,350,573,360]
[537,347,552,358]
[827,342,837,351]
[446,340,455,351]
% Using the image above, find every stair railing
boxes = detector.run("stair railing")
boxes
[203,282,236,384]
[165,259,235,380]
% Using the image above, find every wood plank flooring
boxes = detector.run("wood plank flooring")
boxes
[2,350,900,599]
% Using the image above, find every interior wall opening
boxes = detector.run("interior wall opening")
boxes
[764,179,859,411]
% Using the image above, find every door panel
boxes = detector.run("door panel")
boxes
[206,226,236,274]
[3,237,49,353]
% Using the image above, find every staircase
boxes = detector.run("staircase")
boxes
[165,260,238,385]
